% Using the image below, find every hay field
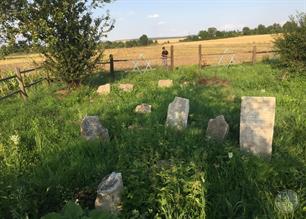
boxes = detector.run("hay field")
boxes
[0,34,276,73]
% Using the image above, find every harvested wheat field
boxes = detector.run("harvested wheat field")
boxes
[0,34,276,73]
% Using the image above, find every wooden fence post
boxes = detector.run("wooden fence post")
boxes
[198,44,202,69]
[109,54,115,81]
[15,67,28,100]
[252,45,257,65]
[170,45,174,71]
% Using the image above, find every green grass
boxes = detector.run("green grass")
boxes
[0,64,305,219]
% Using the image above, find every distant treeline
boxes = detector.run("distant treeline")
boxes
[103,34,157,49]
[181,22,295,42]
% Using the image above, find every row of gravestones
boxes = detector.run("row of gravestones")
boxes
[80,80,276,213]
[97,79,174,95]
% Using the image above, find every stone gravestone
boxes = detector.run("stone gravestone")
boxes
[240,96,276,158]
[118,83,134,92]
[135,104,152,114]
[158,80,173,88]
[81,116,109,141]
[97,84,111,95]
[95,172,123,212]
[166,97,190,130]
[206,115,229,141]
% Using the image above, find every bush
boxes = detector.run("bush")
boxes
[274,12,306,75]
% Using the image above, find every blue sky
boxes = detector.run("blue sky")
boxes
[97,0,306,40]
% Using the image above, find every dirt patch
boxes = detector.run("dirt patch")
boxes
[55,88,69,96]
[198,76,230,87]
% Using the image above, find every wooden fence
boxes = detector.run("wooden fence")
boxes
[0,67,48,101]
[101,44,277,72]
[1,44,277,101]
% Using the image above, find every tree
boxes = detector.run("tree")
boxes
[139,34,150,46]
[242,27,251,35]
[282,21,298,32]
[207,27,217,38]
[0,0,114,86]
[275,13,306,74]
[257,24,267,34]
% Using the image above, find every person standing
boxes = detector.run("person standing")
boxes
[161,47,169,67]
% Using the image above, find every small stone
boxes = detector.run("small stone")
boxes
[97,84,111,95]
[135,104,152,114]
[81,116,109,141]
[275,190,299,214]
[158,80,173,88]
[118,83,134,92]
[206,115,229,141]
[166,97,190,130]
[95,172,123,212]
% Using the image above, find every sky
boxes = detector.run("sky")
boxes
[96,0,306,41]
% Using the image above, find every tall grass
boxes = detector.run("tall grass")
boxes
[0,64,305,218]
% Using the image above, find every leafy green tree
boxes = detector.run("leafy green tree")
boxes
[256,24,267,34]
[275,13,306,74]
[0,0,114,86]
[282,21,298,32]
[242,27,251,35]
[207,27,217,38]
[139,34,150,46]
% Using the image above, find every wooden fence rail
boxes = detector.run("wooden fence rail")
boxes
[0,66,46,101]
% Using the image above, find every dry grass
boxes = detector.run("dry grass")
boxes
[0,34,276,73]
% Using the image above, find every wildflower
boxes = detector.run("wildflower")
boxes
[228,152,233,159]
[10,134,20,145]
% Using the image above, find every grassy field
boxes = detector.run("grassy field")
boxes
[0,63,305,218]
[0,34,275,73]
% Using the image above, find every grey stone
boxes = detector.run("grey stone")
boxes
[135,104,152,114]
[240,96,276,158]
[95,172,123,212]
[166,97,190,130]
[206,115,229,141]
[81,116,109,141]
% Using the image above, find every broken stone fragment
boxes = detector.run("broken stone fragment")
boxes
[95,172,123,213]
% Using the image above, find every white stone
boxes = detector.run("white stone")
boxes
[97,84,111,95]
[118,83,134,92]
[240,96,276,157]
[166,97,190,130]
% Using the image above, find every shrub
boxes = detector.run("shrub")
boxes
[274,12,306,75]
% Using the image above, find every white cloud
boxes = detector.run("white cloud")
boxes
[220,24,244,31]
[147,14,160,19]
[158,21,166,25]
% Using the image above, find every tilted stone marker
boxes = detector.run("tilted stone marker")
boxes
[158,80,173,88]
[166,97,190,130]
[95,172,123,212]
[97,84,111,95]
[206,115,229,141]
[135,103,152,114]
[118,83,134,92]
[240,96,276,157]
[81,116,109,141]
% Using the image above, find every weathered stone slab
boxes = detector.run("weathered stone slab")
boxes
[95,172,123,212]
[166,97,189,130]
[81,116,109,141]
[240,96,276,157]
[97,84,111,95]
[118,83,134,92]
[206,115,229,141]
[158,80,173,88]
[135,104,152,114]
